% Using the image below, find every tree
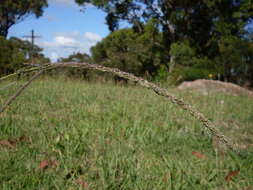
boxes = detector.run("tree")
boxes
[91,28,142,75]
[58,52,91,63]
[0,37,50,75]
[91,20,165,78]
[215,36,253,85]
[0,36,25,75]
[0,0,48,37]
[9,37,50,64]
[77,0,253,86]
[57,52,92,79]
[76,1,252,55]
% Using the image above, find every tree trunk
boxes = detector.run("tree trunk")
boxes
[167,23,176,73]
[169,55,175,73]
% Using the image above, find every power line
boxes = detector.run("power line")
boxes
[23,30,41,63]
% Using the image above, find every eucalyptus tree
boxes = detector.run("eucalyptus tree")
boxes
[76,0,253,54]
[77,0,253,85]
[91,19,165,78]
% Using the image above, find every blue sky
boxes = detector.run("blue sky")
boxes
[9,0,110,62]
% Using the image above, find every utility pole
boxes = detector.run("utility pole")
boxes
[23,30,41,64]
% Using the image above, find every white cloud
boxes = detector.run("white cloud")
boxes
[84,32,102,42]
[37,31,102,62]
[55,36,77,45]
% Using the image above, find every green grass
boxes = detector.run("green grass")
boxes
[0,77,253,189]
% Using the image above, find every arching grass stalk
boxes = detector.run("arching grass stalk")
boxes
[0,70,44,114]
[0,64,52,82]
[0,62,240,155]
[59,62,240,154]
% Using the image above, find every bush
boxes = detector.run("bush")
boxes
[168,42,218,84]
[0,36,25,75]
[170,42,195,67]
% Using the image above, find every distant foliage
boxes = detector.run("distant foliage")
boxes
[78,0,253,87]
[170,42,196,67]
[0,37,25,75]
[57,52,93,79]
[0,37,49,76]
[58,52,91,63]
[169,43,218,84]
[215,36,253,86]
[91,19,167,79]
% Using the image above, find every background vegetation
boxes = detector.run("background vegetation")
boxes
[1,0,253,86]
[78,0,253,86]
[0,36,49,76]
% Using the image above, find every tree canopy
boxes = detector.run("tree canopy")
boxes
[76,0,253,47]
[0,36,50,75]
[76,1,253,30]
[91,19,166,78]
[77,0,253,86]
[57,52,92,79]
[0,0,48,37]
[1,0,253,86]
[58,52,91,63]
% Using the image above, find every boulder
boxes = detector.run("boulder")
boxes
[178,79,253,97]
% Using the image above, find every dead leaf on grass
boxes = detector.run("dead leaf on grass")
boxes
[225,170,240,182]
[0,135,31,149]
[39,160,59,170]
[192,151,206,159]
[0,140,16,149]
[39,160,50,170]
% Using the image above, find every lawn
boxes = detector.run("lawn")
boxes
[0,77,253,189]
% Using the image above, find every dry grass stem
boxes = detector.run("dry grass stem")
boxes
[0,64,52,82]
[0,70,44,114]
[0,62,241,154]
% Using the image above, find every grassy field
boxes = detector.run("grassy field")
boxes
[0,77,253,189]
